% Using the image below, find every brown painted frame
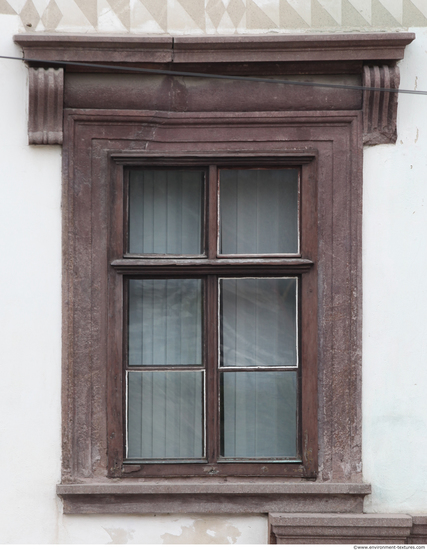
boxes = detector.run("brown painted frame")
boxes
[61,106,362,493]
[108,157,317,478]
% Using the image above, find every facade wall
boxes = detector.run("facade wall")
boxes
[0,1,426,543]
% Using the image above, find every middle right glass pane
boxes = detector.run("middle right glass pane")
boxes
[219,168,299,255]
[220,278,297,367]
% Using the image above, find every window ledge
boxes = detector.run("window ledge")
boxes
[57,482,371,514]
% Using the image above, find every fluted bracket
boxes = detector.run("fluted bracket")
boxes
[28,67,63,145]
[363,64,399,146]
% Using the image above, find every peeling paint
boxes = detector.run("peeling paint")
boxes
[415,128,419,143]
[103,527,135,544]
[161,517,242,544]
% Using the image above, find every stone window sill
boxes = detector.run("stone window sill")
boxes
[57,481,371,514]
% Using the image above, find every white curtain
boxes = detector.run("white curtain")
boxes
[220,278,297,367]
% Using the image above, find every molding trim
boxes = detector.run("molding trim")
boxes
[60,108,362,486]
[15,33,414,147]
[363,65,400,145]
[14,33,414,64]
[269,513,415,544]
[408,516,427,544]
[28,67,63,145]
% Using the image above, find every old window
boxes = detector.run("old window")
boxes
[13,32,412,513]
[110,161,317,477]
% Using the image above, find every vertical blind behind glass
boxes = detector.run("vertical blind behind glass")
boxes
[128,371,204,459]
[129,169,204,255]
[220,278,297,367]
[221,371,297,458]
[129,279,202,365]
[220,168,299,255]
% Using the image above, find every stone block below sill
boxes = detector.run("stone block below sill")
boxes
[269,513,427,544]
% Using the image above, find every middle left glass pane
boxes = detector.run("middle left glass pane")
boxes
[128,279,203,365]
[128,169,205,255]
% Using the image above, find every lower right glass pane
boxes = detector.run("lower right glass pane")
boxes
[220,371,297,459]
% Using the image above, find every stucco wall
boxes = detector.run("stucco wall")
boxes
[2,0,427,33]
[363,27,427,514]
[0,3,426,543]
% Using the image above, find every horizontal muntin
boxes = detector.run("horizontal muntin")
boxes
[127,365,205,370]
[112,258,313,275]
[218,365,298,370]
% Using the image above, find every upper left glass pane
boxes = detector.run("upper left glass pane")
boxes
[128,169,205,255]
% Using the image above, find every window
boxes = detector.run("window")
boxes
[108,160,317,478]
[23,31,408,511]
[55,104,365,511]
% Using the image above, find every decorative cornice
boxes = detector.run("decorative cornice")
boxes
[16,33,414,146]
[363,65,400,146]
[14,33,414,65]
[28,67,63,145]
[269,513,416,544]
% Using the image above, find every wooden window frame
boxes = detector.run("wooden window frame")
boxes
[108,158,317,478]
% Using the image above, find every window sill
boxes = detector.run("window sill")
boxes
[57,481,371,514]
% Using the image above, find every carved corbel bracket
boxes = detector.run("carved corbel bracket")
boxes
[363,64,399,146]
[28,67,63,145]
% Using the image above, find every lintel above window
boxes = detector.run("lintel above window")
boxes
[15,32,414,146]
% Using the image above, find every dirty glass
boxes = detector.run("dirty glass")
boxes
[128,371,204,459]
[219,168,299,255]
[129,169,204,255]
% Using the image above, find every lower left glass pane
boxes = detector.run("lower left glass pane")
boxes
[127,370,204,460]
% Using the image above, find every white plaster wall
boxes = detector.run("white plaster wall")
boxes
[1,10,427,543]
[362,27,427,513]
[0,13,63,544]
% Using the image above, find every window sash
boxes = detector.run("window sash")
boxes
[125,275,300,463]
[115,158,317,477]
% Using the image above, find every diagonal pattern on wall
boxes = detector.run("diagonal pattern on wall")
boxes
[1,0,427,32]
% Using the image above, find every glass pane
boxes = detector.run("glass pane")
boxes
[129,279,202,365]
[220,371,297,458]
[219,168,299,255]
[128,371,204,459]
[129,169,204,255]
[220,278,297,367]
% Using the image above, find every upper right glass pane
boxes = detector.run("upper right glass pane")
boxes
[219,168,299,255]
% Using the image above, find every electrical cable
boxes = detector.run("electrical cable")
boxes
[1,53,427,95]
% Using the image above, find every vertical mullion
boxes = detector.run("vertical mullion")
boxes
[206,274,218,464]
[123,277,129,460]
[207,165,218,462]
[123,169,130,254]
[208,165,218,259]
